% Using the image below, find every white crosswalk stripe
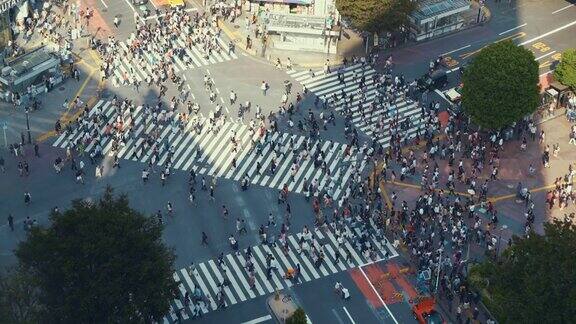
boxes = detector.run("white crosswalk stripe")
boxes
[163,222,398,322]
[52,100,365,201]
[108,34,238,87]
[287,65,424,148]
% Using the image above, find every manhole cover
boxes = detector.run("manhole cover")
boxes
[59,87,65,91]
[233,25,239,29]
[102,9,107,12]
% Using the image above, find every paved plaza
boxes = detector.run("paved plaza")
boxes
[1,0,576,323]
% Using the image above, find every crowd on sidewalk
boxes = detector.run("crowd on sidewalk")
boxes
[3,2,573,324]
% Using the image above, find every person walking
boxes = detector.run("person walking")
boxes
[34,143,40,157]
[201,231,209,245]
[0,156,4,173]
[24,192,31,206]
[8,214,14,232]
[261,81,268,96]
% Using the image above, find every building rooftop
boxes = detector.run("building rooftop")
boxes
[411,0,470,21]
[4,47,57,78]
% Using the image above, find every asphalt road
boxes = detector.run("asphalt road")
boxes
[1,0,575,323]
[381,0,576,79]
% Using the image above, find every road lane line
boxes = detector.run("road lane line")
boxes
[441,44,470,56]
[552,4,575,14]
[498,23,527,35]
[358,266,399,324]
[241,315,272,324]
[342,306,356,324]
[519,20,576,46]
[535,50,557,61]
[445,67,460,74]
[99,0,108,8]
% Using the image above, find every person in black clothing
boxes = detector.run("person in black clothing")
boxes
[8,214,14,231]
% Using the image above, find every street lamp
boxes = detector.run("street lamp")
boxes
[25,106,31,144]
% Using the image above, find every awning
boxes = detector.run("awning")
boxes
[254,0,314,5]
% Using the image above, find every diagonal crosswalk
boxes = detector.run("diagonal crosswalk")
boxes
[109,34,238,86]
[163,217,399,322]
[287,64,423,148]
[52,100,366,201]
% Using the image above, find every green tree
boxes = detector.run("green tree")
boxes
[468,217,576,323]
[554,49,576,90]
[0,266,42,324]
[336,0,416,33]
[14,187,178,323]
[461,40,539,129]
[286,307,308,324]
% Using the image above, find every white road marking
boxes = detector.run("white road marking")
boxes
[535,50,557,61]
[498,23,527,35]
[241,315,272,324]
[358,266,399,324]
[441,44,470,56]
[342,306,356,324]
[552,4,575,14]
[99,0,108,8]
[445,67,460,74]
[519,19,576,46]
[540,70,553,77]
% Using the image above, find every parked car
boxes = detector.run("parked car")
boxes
[412,298,446,324]
[417,68,448,92]
[132,0,148,5]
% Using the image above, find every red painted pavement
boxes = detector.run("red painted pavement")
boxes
[79,0,112,39]
[350,264,402,307]
[350,267,385,307]
[386,263,419,299]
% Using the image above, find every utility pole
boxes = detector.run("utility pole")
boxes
[435,247,443,293]
[25,107,31,144]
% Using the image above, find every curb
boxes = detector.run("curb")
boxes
[217,18,347,70]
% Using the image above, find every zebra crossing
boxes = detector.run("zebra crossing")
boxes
[52,99,367,201]
[163,217,399,322]
[110,34,238,86]
[287,64,423,148]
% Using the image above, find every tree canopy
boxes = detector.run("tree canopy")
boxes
[468,217,576,323]
[0,266,42,324]
[286,307,308,324]
[461,40,539,130]
[554,49,576,90]
[336,0,416,33]
[14,187,177,323]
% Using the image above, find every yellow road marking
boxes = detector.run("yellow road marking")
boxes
[379,181,393,210]
[36,67,96,143]
[459,32,526,60]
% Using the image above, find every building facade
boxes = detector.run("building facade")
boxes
[247,0,340,53]
[408,0,471,42]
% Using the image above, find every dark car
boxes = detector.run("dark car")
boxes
[417,69,448,92]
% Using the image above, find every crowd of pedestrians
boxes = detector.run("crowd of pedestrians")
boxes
[3,2,574,323]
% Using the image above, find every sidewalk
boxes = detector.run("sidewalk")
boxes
[217,15,365,69]
[0,5,104,145]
